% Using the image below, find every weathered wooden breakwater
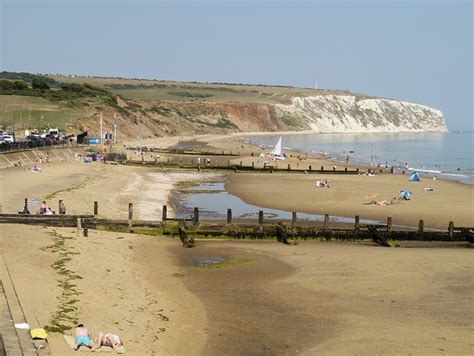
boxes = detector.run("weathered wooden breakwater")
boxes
[1,200,472,246]
[126,146,240,156]
[124,159,361,175]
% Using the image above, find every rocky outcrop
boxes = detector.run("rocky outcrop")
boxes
[275,95,447,133]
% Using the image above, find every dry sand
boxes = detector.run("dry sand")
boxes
[226,172,474,230]
[0,159,207,355]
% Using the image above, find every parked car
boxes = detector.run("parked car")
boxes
[26,135,45,148]
[3,134,15,143]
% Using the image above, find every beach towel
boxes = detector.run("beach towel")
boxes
[31,328,48,339]
[63,335,125,353]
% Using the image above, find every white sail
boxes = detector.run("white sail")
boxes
[270,136,285,159]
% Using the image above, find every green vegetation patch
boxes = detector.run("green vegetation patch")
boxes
[198,256,256,269]
[42,230,82,333]
[96,221,180,236]
[168,91,214,99]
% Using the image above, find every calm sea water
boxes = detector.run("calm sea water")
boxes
[247,131,474,185]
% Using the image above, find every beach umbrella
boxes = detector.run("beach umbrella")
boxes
[400,190,413,199]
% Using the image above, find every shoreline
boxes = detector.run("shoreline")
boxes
[238,132,473,186]
[184,134,473,229]
[119,133,473,229]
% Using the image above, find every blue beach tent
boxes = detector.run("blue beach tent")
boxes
[408,172,421,182]
[400,190,413,199]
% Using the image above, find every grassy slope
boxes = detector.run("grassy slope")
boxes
[51,75,358,104]
[0,95,93,130]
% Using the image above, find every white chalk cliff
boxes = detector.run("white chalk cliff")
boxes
[275,95,447,133]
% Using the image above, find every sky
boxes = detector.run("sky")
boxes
[1,0,472,130]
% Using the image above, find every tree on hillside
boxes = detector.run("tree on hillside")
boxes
[0,79,28,91]
[32,77,50,90]
[13,80,28,90]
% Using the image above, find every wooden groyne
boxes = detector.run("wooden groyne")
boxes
[124,159,361,175]
[126,146,240,156]
[1,201,472,245]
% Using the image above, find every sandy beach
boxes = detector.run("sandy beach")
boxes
[129,134,474,229]
[0,137,473,355]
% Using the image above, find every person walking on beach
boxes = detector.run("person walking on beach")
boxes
[73,324,95,351]
[59,201,66,215]
[94,332,123,352]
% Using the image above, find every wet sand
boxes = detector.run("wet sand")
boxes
[173,242,329,355]
[171,240,473,355]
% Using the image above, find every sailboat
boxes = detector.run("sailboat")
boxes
[269,136,286,160]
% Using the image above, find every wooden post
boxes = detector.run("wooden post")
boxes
[387,217,392,232]
[355,215,360,232]
[292,212,297,225]
[448,221,454,238]
[309,165,312,172]
[258,210,264,225]
[193,207,199,225]
[333,166,336,171]
[287,164,291,171]
[94,201,98,216]
[128,203,133,227]
[58,200,63,214]
[227,209,232,224]
[324,214,329,228]
[356,168,359,173]
[418,219,424,235]
[162,205,167,221]
[321,166,324,172]
[24,198,28,212]
[77,217,82,234]
[240,161,243,166]
[344,167,348,172]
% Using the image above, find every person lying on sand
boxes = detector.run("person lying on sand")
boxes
[73,324,95,351]
[94,332,123,352]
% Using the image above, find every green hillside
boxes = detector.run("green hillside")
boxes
[51,75,351,104]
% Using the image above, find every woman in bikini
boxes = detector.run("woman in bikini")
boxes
[94,331,123,352]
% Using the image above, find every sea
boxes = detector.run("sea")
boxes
[246,131,474,185]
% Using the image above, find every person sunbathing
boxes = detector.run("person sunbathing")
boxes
[73,324,95,351]
[94,332,123,352]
